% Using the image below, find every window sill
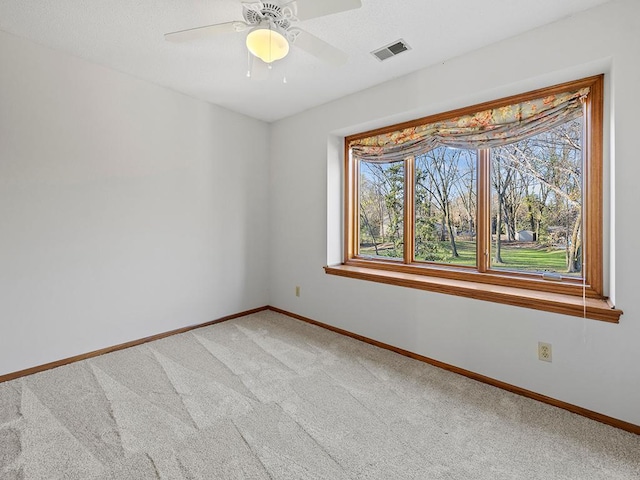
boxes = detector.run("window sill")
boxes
[324,264,622,323]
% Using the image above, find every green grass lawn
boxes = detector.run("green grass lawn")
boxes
[362,240,578,275]
[491,243,570,273]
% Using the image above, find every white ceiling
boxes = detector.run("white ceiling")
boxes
[0,0,612,122]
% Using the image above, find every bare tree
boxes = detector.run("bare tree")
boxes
[416,147,470,258]
[491,150,517,264]
[494,119,583,273]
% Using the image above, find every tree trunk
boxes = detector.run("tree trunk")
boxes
[447,220,459,258]
[443,205,459,257]
[567,212,582,273]
[494,195,504,264]
[506,205,516,241]
[361,209,380,256]
[528,202,536,233]
[502,201,514,241]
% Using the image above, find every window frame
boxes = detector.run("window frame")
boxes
[328,75,622,322]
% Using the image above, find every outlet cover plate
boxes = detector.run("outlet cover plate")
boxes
[538,342,552,362]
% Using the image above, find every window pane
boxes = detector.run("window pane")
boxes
[490,118,583,277]
[358,160,404,259]
[415,147,477,266]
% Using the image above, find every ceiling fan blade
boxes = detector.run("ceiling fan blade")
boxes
[293,30,348,66]
[164,21,248,43]
[285,0,362,21]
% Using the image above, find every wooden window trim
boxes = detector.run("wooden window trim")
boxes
[324,264,620,323]
[331,75,622,323]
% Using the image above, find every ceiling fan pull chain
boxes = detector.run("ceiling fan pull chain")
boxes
[246,49,253,78]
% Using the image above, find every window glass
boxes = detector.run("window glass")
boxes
[415,147,477,266]
[358,160,405,260]
[489,118,583,277]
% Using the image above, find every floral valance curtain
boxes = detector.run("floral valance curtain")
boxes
[350,87,590,163]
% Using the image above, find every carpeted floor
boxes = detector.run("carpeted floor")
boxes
[0,310,639,479]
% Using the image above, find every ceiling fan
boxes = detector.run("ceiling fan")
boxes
[164,0,362,66]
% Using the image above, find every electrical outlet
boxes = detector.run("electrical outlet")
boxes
[538,342,552,362]
[295,286,300,297]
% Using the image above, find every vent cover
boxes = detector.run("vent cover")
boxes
[371,39,411,61]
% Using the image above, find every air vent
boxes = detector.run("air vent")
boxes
[371,39,411,62]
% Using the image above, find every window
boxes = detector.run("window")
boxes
[327,75,622,322]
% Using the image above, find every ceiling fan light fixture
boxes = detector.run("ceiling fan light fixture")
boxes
[245,25,289,64]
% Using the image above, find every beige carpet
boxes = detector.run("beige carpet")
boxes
[0,310,638,479]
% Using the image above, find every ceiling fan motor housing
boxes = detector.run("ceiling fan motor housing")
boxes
[243,3,292,30]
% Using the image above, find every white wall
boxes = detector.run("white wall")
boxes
[269,0,640,425]
[0,31,270,376]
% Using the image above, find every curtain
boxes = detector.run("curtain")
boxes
[350,87,589,163]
